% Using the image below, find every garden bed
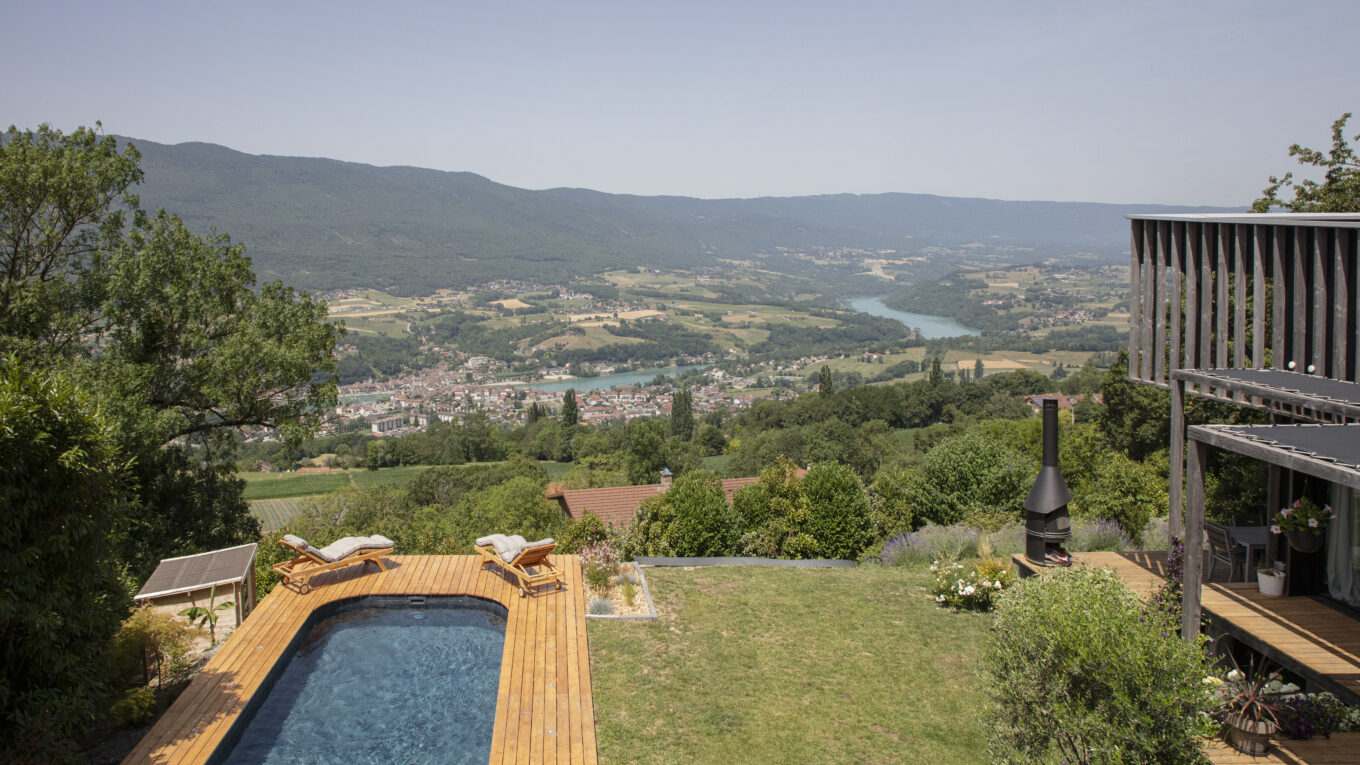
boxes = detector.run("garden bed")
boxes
[585,562,657,621]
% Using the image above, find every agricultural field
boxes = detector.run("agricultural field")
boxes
[240,470,351,500]
[249,498,309,531]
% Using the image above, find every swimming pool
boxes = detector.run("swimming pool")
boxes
[217,596,507,765]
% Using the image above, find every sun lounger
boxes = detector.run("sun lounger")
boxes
[475,534,562,597]
[272,533,394,592]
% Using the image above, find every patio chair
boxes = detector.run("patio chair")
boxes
[1205,522,1245,582]
[272,534,394,593]
[475,534,562,597]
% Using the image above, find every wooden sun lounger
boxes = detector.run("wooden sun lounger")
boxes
[272,534,393,593]
[475,537,563,597]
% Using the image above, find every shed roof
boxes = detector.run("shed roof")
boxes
[134,543,258,601]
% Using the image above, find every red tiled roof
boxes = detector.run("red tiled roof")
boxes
[551,474,790,527]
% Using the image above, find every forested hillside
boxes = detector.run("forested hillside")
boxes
[126,137,1236,295]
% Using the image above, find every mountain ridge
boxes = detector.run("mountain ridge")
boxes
[120,136,1239,295]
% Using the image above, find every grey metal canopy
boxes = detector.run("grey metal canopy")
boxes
[134,543,258,601]
[1189,423,1360,491]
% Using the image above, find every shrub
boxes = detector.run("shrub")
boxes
[880,524,980,567]
[580,542,620,593]
[906,431,1035,527]
[801,462,872,559]
[587,596,615,616]
[1073,451,1166,545]
[1139,516,1170,552]
[989,521,1027,558]
[110,607,196,688]
[1069,518,1132,552]
[929,558,1013,612]
[983,567,1214,764]
[557,511,609,555]
[662,471,739,556]
[110,687,157,728]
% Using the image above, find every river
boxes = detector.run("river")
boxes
[846,296,980,338]
[517,364,710,393]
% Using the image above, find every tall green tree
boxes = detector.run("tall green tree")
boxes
[817,365,834,397]
[0,360,129,761]
[1253,112,1360,213]
[1,124,341,575]
[561,387,579,426]
[670,387,694,440]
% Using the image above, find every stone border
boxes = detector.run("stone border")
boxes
[635,556,856,568]
[584,562,658,622]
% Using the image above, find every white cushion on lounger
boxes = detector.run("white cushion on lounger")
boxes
[477,534,529,562]
[314,535,393,563]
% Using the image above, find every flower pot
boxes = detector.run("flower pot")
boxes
[1225,712,1276,755]
[1256,571,1285,597]
[1287,530,1324,553]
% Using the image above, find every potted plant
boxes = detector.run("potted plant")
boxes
[1215,662,1292,755]
[1256,567,1286,597]
[1270,497,1336,554]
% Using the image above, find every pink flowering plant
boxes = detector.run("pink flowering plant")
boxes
[929,558,1014,612]
[1271,497,1336,537]
[580,541,620,593]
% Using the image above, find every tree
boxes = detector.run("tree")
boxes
[660,471,739,556]
[1,125,341,577]
[818,365,834,397]
[670,387,694,440]
[974,357,985,380]
[561,388,579,426]
[1253,112,1360,213]
[929,356,943,385]
[0,360,129,760]
[801,462,872,559]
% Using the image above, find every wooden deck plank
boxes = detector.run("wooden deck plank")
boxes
[123,554,594,764]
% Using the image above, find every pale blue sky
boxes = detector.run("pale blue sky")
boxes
[5,1,1356,205]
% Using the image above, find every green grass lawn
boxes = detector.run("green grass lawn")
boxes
[348,464,436,489]
[588,565,991,764]
[240,471,351,500]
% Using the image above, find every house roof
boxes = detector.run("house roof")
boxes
[134,543,258,601]
[549,473,801,526]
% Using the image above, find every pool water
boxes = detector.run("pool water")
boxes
[222,601,506,765]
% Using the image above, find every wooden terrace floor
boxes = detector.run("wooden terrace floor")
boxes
[123,554,597,764]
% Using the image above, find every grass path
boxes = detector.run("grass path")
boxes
[588,565,991,764]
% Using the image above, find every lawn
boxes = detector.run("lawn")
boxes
[240,471,351,500]
[588,565,992,764]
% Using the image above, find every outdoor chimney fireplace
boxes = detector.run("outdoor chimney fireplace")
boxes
[1025,398,1073,566]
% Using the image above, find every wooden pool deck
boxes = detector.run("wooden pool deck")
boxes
[123,554,597,764]
[1013,552,1360,763]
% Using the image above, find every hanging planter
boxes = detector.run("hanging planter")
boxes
[1287,531,1324,554]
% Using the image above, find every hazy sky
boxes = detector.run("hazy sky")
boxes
[5,1,1356,205]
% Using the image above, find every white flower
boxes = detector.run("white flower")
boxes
[929,565,937,572]
[1271,525,1283,534]
[1227,669,1244,682]
[1202,676,1224,687]
[935,595,946,603]
[979,580,990,588]
[962,585,975,596]
[994,580,1003,589]
[1308,518,1319,528]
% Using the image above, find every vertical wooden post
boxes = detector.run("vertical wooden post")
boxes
[1273,227,1286,368]
[1183,437,1207,641]
[1253,225,1265,369]
[1333,230,1349,381]
[1142,222,1156,381]
[1313,229,1329,376]
[1294,228,1308,371]
[1170,376,1185,540]
[1201,223,1215,371]
[1217,224,1230,371]
[1186,224,1200,372]
[1155,222,1169,384]
[1129,221,1142,377]
[1234,225,1247,376]
[1170,222,1184,379]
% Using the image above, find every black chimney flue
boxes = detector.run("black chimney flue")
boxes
[1025,399,1073,565]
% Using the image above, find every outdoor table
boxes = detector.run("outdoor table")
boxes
[1228,526,1270,582]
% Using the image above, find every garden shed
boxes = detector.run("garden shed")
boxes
[134,543,259,634]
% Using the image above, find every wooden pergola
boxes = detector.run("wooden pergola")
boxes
[1182,419,1360,639]
[1125,213,1360,640]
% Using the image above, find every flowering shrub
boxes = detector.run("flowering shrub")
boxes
[880,524,980,566]
[1271,497,1336,537]
[580,541,620,593]
[929,558,1013,612]
[1070,518,1132,552]
[1276,692,1357,739]
[1209,665,1360,740]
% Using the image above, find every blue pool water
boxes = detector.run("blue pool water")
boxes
[221,599,505,765]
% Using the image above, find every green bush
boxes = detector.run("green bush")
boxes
[801,462,872,559]
[929,558,1014,612]
[983,567,1214,764]
[557,511,609,554]
[906,432,1034,527]
[110,687,156,728]
[662,471,739,556]
[1073,451,1167,546]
